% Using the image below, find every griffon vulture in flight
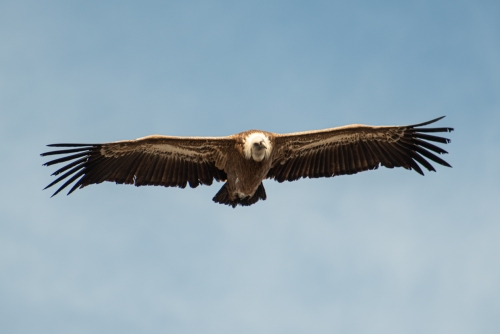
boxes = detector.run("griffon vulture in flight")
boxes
[41,116,453,208]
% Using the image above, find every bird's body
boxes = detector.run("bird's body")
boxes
[219,130,273,203]
[42,117,453,207]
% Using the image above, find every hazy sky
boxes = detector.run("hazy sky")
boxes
[1,1,499,333]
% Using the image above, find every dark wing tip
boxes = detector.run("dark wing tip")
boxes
[409,116,446,128]
[41,144,96,196]
[41,148,95,157]
[398,116,454,173]
[46,143,96,147]
[408,116,454,133]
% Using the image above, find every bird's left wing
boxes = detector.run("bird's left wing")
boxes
[41,135,234,197]
[267,116,453,182]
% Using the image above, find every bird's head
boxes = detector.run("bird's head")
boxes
[244,132,271,162]
[252,139,267,161]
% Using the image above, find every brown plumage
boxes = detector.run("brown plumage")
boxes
[41,116,453,208]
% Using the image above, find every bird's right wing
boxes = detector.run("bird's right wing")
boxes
[267,116,453,182]
[41,135,235,196]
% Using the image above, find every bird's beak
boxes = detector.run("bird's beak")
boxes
[260,141,267,149]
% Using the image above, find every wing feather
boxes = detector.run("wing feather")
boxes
[51,157,87,176]
[324,147,332,175]
[41,135,232,196]
[187,161,198,188]
[161,157,174,186]
[315,148,325,177]
[268,117,453,182]
[385,142,411,168]
[123,152,143,184]
[331,146,340,174]
[142,154,160,186]
[202,162,214,185]
[358,141,373,169]
[52,169,87,197]
[412,132,451,144]
[361,141,374,167]
[284,159,296,181]
[352,144,363,171]
[178,159,188,189]
[345,144,356,174]
[317,149,326,177]
[377,141,398,168]
[195,161,206,185]
[335,144,345,173]
[165,156,175,187]
[44,152,89,166]
[301,153,313,179]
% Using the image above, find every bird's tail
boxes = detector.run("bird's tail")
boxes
[212,183,267,208]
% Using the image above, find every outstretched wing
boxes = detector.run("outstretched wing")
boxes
[267,116,453,182]
[41,135,233,197]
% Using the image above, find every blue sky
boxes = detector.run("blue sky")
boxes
[1,1,499,333]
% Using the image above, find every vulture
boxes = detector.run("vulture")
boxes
[41,116,453,208]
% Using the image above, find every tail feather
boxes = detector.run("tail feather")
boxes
[213,183,267,208]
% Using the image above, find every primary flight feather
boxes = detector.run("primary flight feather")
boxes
[41,116,453,208]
